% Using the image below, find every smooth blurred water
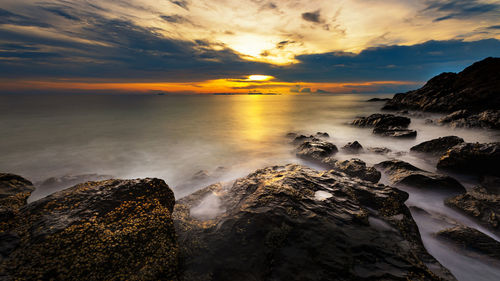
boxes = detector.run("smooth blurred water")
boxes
[1,93,500,280]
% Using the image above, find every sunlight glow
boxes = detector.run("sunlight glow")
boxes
[247,75,274,81]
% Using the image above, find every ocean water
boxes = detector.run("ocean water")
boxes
[1,93,499,280]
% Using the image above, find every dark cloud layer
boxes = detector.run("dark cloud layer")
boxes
[423,0,500,22]
[302,10,322,23]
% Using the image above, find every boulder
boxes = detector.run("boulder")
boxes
[330,158,381,183]
[436,226,500,259]
[0,177,180,280]
[410,136,464,156]
[445,186,499,231]
[0,173,35,211]
[174,164,455,281]
[436,109,500,129]
[351,114,411,128]
[367,147,392,154]
[437,142,500,176]
[342,141,363,153]
[375,160,465,193]
[32,173,113,201]
[383,57,500,112]
[372,127,417,138]
[296,139,338,162]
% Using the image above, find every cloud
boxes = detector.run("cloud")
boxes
[273,39,500,82]
[169,0,190,10]
[42,6,80,21]
[302,10,322,23]
[160,14,189,24]
[423,0,500,22]
[0,8,52,27]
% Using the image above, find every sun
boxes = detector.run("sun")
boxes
[247,75,274,81]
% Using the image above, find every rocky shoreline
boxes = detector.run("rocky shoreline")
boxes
[1,58,499,280]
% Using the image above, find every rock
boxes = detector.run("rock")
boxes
[410,136,465,156]
[436,226,500,259]
[285,132,298,139]
[174,164,455,281]
[351,114,411,128]
[367,147,392,154]
[373,127,417,138]
[437,142,500,176]
[437,109,500,129]
[342,141,363,153]
[331,158,381,183]
[191,170,211,180]
[0,178,180,280]
[375,160,466,193]
[480,176,500,195]
[383,57,500,113]
[315,132,329,138]
[445,186,499,231]
[296,139,338,162]
[351,114,416,138]
[0,173,35,211]
[291,135,319,145]
[366,97,391,102]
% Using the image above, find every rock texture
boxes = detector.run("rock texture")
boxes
[436,226,500,260]
[174,164,455,281]
[329,158,381,183]
[0,177,180,281]
[295,139,338,161]
[410,136,464,156]
[437,142,500,176]
[436,109,500,129]
[375,160,465,193]
[383,57,500,113]
[351,114,416,138]
[0,173,35,212]
[445,186,499,231]
[342,141,363,153]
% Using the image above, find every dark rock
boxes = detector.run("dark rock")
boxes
[315,132,329,138]
[351,114,411,128]
[480,176,500,195]
[342,141,363,153]
[367,147,392,154]
[296,139,338,162]
[383,57,500,113]
[191,170,211,180]
[366,98,391,102]
[286,132,298,139]
[291,135,319,145]
[0,173,35,211]
[410,136,465,156]
[351,114,416,138]
[174,164,455,281]
[0,178,180,280]
[330,158,381,183]
[445,186,499,231]
[375,160,466,193]
[437,142,500,176]
[437,109,500,129]
[373,127,417,138]
[436,226,500,259]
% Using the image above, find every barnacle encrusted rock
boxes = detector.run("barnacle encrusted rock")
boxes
[0,177,179,281]
[174,164,455,281]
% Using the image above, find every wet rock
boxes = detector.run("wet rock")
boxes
[375,160,465,193]
[410,136,464,156]
[351,114,411,128]
[383,57,500,112]
[331,158,381,183]
[0,178,180,280]
[351,114,416,138]
[436,226,500,260]
[435,109,500,129]
[174,164,455,281]
[480,176,500,195]
[0,173,35,211]
[437,142,500,176]
[315,131,329,138]
[445,186,499,231]
[367,147,392,154]
[342,141,363,153]
[296,139,338,162]
[373,127,417,138]
[291,135,319,145]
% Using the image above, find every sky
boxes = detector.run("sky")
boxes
[1,0,500,94]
